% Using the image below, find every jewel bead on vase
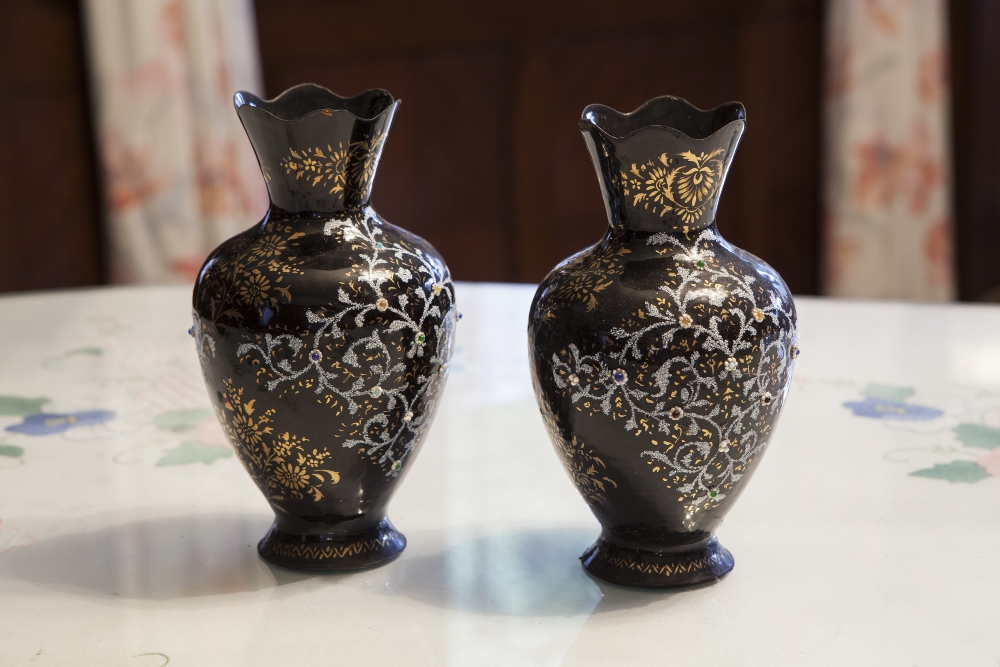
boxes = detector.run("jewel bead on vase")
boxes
[192,84,456,570]
[528,97,798,588]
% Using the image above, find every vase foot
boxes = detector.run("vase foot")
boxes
[258,517,406,571]
[581,536,734,589]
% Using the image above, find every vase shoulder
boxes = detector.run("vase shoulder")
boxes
[194,208,448,333]
[534,230,793,331]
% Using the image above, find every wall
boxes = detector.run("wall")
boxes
[254,0,824,291]
[0,0,993,298]
[0,0,103,292]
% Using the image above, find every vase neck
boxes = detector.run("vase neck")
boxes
[603,221,721,246]
[580,97,745,235]
[235,85,398,214]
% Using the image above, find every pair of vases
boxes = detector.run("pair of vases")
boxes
[192,84,797,589]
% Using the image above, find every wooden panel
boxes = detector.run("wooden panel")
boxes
[255,0,749,55]
[512,42,555,281]
[0,0,103,292]
[950,0,1000,301]
[732,3,823,294]
[258,47,517,282]
[256,0,824,291]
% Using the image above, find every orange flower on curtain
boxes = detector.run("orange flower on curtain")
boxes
[83,0,267,284]
[822,0,955,300]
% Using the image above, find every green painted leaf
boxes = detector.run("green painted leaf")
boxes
[953,423,1000,450]
[863,384,915,402]
[155,441,231,467]
[910,460,990,483]
[0,396,50,416]
[153,409,212,433]
[0,443,24,458]
[64,346,103,357]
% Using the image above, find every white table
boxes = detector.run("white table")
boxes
[0,283,998,666]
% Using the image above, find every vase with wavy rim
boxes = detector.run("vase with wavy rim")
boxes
[528,96,798,588]
[192,84,456,571]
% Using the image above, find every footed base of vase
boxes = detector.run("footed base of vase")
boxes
[258,517,406,571]
[581,535,734,588]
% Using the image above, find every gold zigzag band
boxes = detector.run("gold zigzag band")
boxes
[268,534,392,560]
[595,552,709,576]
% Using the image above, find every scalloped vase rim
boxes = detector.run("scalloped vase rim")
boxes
[580,95,746,142]
[234,83,399,123]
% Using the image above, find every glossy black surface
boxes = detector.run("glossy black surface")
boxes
[529,96,797,588]
[234,85,397,213]
[193,84,456,571]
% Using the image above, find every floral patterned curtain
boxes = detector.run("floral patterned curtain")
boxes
[822,0,955,300]
[83,0,267,284]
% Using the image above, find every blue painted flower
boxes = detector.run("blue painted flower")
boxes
[842,398,942,421]
[5,410,115,435]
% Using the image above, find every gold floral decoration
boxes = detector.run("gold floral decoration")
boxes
[198,219,305,326]
[281,144,349,195]
[539,405,617,505]
[279,130,386,204]
[238,270,271,307]
[558,246,632,311]
[219,379,340,502]
[544,229,797,515]
[622,148,725,224]
[348,132,386,187]
[556,436,617,505]
[250,234,288,259]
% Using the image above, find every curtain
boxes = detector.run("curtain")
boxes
[822,0,955,300]
[82,0,267,284]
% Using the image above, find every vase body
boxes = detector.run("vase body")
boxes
[192,85,456,570]
[528,97,798,588]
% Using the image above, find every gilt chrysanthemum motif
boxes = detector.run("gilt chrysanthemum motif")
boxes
[238,271,271,307]
[276,463,310,490]
[217,380,340,503]
[250,234,288,259]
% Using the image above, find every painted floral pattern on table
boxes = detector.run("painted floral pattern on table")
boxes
[839,382,1000,483]
[0,365,232,470]
[842,384,943,421]
[0,312,248,572]
[148,408,232,467]
[6,411,116,436]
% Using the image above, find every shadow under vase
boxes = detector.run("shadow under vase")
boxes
[0,512,319,601]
